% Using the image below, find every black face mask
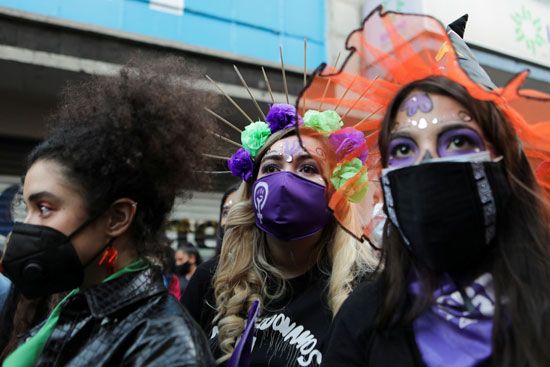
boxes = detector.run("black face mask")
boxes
[1,218,111,299]
[381,160,510,273]
[175,262,191,276]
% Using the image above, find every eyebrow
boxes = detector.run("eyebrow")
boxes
[294,152,314,161]
[27,191,59,204]
[391,119,475,136]
[388,130,414,140]
[261,153,284,162]
[261,150,313,161]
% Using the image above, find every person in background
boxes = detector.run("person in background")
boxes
[175,243,203,293]
[0,57,217,366]
[215,183,240,256]
[161,244,182,301]
[0,273,9,312]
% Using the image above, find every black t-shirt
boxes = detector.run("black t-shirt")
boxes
[182,258,333,367]
[322,279,424,367]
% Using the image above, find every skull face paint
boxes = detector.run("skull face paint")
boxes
[387,92,492,168]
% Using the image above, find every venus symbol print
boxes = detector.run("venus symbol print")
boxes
[253,182,269,224]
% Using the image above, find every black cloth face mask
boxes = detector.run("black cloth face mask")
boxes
[175,262,191,277]
[1,217,111,299]
[381,159,510,273]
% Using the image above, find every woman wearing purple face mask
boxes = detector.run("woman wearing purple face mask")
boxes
[182,112,378,367]
[323,76,550,367]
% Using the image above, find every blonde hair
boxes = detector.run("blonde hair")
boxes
[212,131,379,363]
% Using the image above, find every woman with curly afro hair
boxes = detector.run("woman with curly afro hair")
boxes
[0,57,217,366]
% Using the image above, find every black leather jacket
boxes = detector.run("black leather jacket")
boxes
[25,267,215,366]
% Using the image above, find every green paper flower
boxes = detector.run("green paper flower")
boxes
[303,110,343,133]
[241,120,271,157]
[330,158,369,203]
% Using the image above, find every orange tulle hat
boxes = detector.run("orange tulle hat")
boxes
[296,6,550,247]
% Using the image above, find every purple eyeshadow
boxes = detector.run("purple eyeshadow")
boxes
[437,127,486,157]
[387,137,418,168]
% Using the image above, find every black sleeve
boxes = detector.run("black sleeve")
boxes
[122,316,216,367]
[181,257,218,332]
[322,281,381,367]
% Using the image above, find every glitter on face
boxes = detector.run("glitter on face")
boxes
[418,118,428,129]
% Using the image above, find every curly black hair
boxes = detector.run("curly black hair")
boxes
[27,57,218,259]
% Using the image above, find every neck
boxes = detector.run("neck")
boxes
[266,230,323,279]
[185,264,197,280]
[81,238,138,289]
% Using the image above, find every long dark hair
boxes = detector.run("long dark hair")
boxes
[377,76,550,366]
[0,289,64,361]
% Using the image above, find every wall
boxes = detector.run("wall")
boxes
[0,0,326,69]
[326,0,364,68]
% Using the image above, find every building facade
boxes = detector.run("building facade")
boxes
[0,0,548,254]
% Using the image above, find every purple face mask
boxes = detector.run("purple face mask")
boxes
[252,172,331,241]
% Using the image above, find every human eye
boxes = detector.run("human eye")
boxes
[387,137,418,167]
[260,163,280,174]
[299,162,320,175]
[438,127,486,157]
[37,202,54,218]
[221,208,229,219]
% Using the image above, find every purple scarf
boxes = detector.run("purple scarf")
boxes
[409,272,495,367]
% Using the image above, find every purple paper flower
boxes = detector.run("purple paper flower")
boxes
[228,148,254,181]
[329,127,368,163]
[265,103,302,133]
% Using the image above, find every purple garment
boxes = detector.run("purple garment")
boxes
[252,172,331,241]
[409,272,494,367]
[227,300,261,367]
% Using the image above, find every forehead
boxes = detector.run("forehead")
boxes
[266,135,302,154]
[265,135,325,157]
[393,91,470,131]
[223,191,238,206]
[23,160,81,199]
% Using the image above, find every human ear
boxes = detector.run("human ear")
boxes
[105,198,137,237]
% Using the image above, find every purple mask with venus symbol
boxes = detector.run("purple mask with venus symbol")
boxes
[252,172,331,241]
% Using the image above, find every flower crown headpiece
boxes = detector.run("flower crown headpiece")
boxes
[297,6,550,245]
[227,105,369,202]
[204,47,372,205]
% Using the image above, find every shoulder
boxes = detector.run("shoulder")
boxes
[321,278,383,367]
[183,257,218,302]
[192,257,218,284]
[124,293,216,366]
[181,257,218,330]
[336,277,383,329]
